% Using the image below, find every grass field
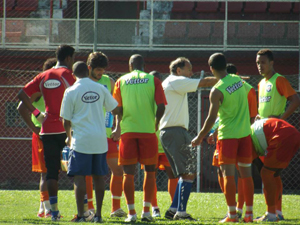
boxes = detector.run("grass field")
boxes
[1,190,299,224]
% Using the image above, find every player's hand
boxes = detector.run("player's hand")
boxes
[207,133,215,145]
[65,137,71,147]
[111,128,121,141]
[33,127,40,136]
[255,114,261,121]
[35,112,45,124]
[191,135,203,147]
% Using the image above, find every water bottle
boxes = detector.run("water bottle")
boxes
[62,146,70,161]
[105,111,114,128]
[209,117,219,134]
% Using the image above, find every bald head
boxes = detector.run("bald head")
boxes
[129,54,144,71]
[72,61,89,78]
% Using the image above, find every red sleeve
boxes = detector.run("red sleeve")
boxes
[247,88,258,118]
[276,76,296,98]
[154,77,167,105]
[113,79,122,107]
[23,73,43,97]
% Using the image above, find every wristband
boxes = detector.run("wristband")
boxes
[32,108,40,117]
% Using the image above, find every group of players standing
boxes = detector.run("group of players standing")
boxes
[17,45,300,223]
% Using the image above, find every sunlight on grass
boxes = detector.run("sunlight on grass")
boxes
[0,190,299,224]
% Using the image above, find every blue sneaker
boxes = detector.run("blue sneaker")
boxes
[277,214,285,220]
[51,211,61,222]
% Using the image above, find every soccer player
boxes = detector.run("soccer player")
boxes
[147,71,178,217]
[60,61,119,222]
[17,45,76,221]
[87,51,126,217]
[192,53,254,223]
[113,54,167,222]
[160,57,218,221]
[208,63,257,219]
[256,49,300,219]
[250,118,300,222]
[17,58,56,218]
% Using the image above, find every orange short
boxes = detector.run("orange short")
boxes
[263,131,300,169]
[218,135,253,165]
[106,138,119,159]
[119,133,158,166]
[141,153,170,170]
[32,132,47,173]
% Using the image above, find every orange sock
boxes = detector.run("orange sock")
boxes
[40,191,49,202]
[261,167,276,214]
[85,175,94,210]
[110,175,123,212]
[143,171,156,213]
[237,177,244,210]
[274,176,283,212]
[218,174,225,193]
[241,176,254,215]
[123,174,136,215]
[168,178,178,201]
[224,176,236,214]
[151,182,158,207]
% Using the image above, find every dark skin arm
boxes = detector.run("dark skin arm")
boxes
[63,119,72,146]
[17,92,42,135]
[155,103,165,131]
[280,93,300,120]
[192,87,223,146]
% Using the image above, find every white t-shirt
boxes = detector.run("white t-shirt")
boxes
[159,74,200,130]
[60,78,118,154]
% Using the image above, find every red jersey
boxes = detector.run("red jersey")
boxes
[23,66,75,134]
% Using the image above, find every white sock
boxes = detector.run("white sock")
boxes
[276,210,283,216]
[142,211,151,216]
[38,201,44,213]
[43,200,51,212]
[176,211,187,216]
[169,207,176,212]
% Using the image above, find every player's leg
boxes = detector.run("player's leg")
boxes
[85,176,94,213]
[106,138,126,217]
[164,165,177,201]
[119,135,138,222]
[139,134,158,222]
[150,168,160,217]
[219,138,239,223]
[92,152,109,223]
[237,135,254,223]
[42,134,66,221]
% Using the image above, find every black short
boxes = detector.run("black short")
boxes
[41,133,67,181]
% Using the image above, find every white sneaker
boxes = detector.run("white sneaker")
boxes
[111,208,127,217]
[125,214,137,222]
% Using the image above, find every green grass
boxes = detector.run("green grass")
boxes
[0,190,299,224]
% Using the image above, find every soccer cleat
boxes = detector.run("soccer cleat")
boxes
[51,211,62,222]
[219,215,239,223]
[152,208,161,218]
[70,215,78,222]
[92,216,103,223]
[277,214,285,220]
[110,208,127,217]
[44,210,52,218]
[173,212,196,221]
[243,215,253,223]
[124,214,137,223]
[141,213,155,222]
[254,213,279,222]
[37,212,44,218]
[72,216,85,222]
[164,209,176,220]
[84,210,95,221]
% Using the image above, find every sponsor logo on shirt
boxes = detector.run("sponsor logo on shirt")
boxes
[225,81,243,94]
[43,79,61,89]
[259,96,272,103]
[266,84,272,92]
[125,78,149,85]
[82,91,100,103]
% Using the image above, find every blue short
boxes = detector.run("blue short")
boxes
[67,150,108,176]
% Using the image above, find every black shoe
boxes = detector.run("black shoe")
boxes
[92,216,103,223]
[164,209,176,220]
[173,212,196,221]
[73,216,85,222]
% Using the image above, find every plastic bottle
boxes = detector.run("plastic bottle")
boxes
[209,117,219,134]
[105,111,114,128]
[62,146,70,161]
